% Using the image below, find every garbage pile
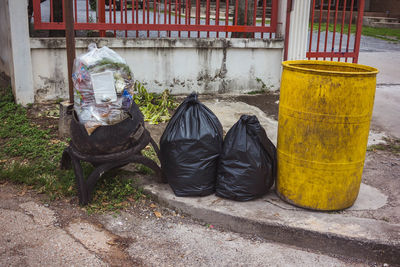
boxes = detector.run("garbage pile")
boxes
[160,93,277,201]
[72,43,135,135]
[71,43,278,201]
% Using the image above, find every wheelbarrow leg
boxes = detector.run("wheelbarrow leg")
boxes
[132,154,166,183]
[149,136,160,158]
[85,161,130,203]
[70,156,89,205]
[60,148,72,170]
[148,137,167,183]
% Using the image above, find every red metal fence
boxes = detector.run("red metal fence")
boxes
[307,0,365,63]
[33,0,278,38]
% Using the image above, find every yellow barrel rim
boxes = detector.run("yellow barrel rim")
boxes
[282,60,379,76]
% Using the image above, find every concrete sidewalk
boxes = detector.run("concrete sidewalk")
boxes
[139,52,400,265]
[140,98,400,264]
[141,176,399,264]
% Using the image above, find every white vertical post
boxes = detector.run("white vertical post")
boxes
[287,0,311,60]
[276,0,288,39]
[7,0,35,105]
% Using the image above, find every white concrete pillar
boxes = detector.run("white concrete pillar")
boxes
[287,0,311,60]
[4,0,34,105]
[276,0,288,39]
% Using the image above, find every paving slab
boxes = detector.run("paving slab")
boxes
[0,201,106,267]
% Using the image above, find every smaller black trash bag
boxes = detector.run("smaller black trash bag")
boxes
[216,115,277,201]
[160,93,223,197]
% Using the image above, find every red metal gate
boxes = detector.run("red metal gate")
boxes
[307,0,365,63]
[33,0,278,38]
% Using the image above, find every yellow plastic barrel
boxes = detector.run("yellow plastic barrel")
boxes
[277,60,378,211]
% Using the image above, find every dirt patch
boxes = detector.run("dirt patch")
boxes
[26,103,61,138]
[0,72,11,88]
[145,122,167,145]
[187,93,280,120]
[233,93,280,120]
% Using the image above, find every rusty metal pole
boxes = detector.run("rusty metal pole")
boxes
[58,0,75,137]
[98,0,106,37]
[64,0,76,103]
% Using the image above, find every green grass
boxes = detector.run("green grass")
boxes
[86,171,146,214]
[0,87,74,200]
[0,87,147,212]
[367,138,400,154]
[312,22,400,42]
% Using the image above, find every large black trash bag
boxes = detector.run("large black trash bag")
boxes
[160,93,223,196]
[216,115,277,201]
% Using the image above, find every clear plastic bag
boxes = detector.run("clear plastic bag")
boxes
[72,43,135,135]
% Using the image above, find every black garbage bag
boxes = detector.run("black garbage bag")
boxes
[216,115,277,201]
[160,93,223,196]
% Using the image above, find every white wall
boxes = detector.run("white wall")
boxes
[30,38,284,102]
[0,0,34,105]
[0,0,12,77]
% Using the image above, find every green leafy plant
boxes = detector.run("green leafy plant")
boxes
[134,81,178,124]
[90,59,133,78]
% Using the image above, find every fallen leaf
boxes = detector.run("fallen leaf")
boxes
[150,203,157,208]
[0,159,7,163]
[18,187,27,196]
[154,211,162,218]
[106,240,118,246]
[211,198,222,205]
[127,197,135,202]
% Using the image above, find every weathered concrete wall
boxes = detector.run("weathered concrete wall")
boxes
[0,0,34,105]
[30,38,283,102]
[0,0,12,77]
